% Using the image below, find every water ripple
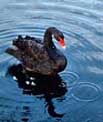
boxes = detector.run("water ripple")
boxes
[71,82,101,102]
[0,0,103,120]
[60,72,79,87]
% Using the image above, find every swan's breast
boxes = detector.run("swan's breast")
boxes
[54,50,67,71]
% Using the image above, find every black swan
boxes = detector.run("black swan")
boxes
[6,27,67,75]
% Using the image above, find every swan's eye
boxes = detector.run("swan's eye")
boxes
[59,37,66,49]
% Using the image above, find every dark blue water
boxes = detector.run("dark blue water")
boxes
[0,0,103,122]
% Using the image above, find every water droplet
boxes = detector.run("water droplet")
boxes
[30,77,35,80]
[13,76,17,80]
[26,81,30,85]
[31,81,36,86]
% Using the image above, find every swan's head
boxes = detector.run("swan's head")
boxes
[54,30,66,49]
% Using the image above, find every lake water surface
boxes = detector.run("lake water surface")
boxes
[0,0,103,122]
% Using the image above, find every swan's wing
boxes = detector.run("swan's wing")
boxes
[21,42,55,74]
[22,39,47,60]
[6,35,45,61]
[6,36,57,74]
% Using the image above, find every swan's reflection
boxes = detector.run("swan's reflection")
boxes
[8,64,67,119]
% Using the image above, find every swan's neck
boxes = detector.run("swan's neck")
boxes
[44,27,55,49]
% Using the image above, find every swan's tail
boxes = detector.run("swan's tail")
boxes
[13,35,25,50]
[5,48,21,60]
[5,48,17,56]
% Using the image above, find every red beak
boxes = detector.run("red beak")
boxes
[59,37,66,49]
